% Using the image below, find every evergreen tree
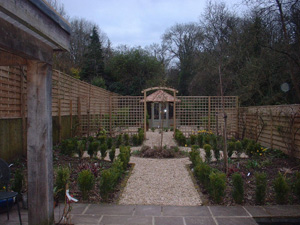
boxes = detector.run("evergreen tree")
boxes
[80,26,104,81]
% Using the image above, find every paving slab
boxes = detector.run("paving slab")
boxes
[184,216,216,225]
[244,206,270,217]
[162,206,209,216]
[216,217,258,225]
[209,206,250,217]
[85,204,135,215]
[154,216,184,225]
[135,205,162,216]
[100,215,152,225]
[263,205,300,217]
[71,214,101,224]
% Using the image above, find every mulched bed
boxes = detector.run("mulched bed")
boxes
[133,145,189,158]
[9,150,133,204]
[192,156,300,206]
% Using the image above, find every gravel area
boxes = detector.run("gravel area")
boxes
[119,131,202,206]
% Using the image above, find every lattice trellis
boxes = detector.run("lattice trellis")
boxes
[176,96,238,136]
[110,96,144,136]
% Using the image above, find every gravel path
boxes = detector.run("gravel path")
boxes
[119,131,202,206]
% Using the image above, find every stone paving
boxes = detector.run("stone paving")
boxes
[1,203,300,225]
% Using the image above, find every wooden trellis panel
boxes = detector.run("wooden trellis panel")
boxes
[176,96,238,136]
[110,96,144,136]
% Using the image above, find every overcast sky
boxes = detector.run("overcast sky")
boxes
[62,0,245,48]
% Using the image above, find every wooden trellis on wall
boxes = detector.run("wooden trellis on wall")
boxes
[110,96,144,136]
[176,96,238,137]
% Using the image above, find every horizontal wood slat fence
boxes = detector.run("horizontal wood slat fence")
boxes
[1,66,299,160]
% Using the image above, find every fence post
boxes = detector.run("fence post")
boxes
[270,110,273,149]
[173,91,176,136]
[58,98,62,143]
[20,68,27,156]
[144,92,147,139]
[70,99,73,137]
[77,97,82,136]
[236,97,239,139]
[87,84,91,137]
[109,95,112,136]
[208,96,211,131]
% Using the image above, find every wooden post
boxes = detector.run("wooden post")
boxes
[58,99,62,143]
[27,60,54,225]
[208,96,211,131]
[77,97,82,136]
[144,92,147,139]
[87,84,91,137]
[109,95,112,136]
[270,110,273,149]
[70,100,73,137]
[236,97,239,139]
[256,109,258,141]
[173,91,176,136]
[20,67,27,156]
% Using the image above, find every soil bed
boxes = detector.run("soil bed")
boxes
[133,145,188,158]
[193,156,300,206]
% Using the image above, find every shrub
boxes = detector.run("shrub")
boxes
[190,135,197,145]
[138,129,144,145]
[204,144,212,163]
[227,141,235,158]
[98,135,106,144]
[235,141,243,158]
[100,143,108,160]
[12,169,24,194]
[255,172,267,205]
[209,171,226,203]
[109,146,116,162]
[77,170,95,200]
[118,146,131,170]
[99,169,114,200]
[197,134,204,148]
[273,172,289,204]
[241,138,250,151]
[55,167,70,199]
[232,173,244,204]
[61,138,77,156]
[175,129,186,146]
[132,134,139,146]
[123,133,130,146]
[111,158,124,176]
[107,137,113,149]
[246,140,255,157]
[189,146,201,168]
[194,162,211,189]
[88,141,100,158]
[77,139,86,158]
[295,172,300,201]
[204,135,211,145]
[116,134,123,147]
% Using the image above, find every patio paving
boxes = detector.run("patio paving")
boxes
[1,203,300,225]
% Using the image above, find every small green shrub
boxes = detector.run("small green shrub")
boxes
[175,129,186,146]
[55,167,70,199]
[132,134,139,146]
[98,135,106,144]
[295,172,300,201]
[77,139,86,158]
[88,141,100,158]
[232,173,244,204]
[151,127,155,132]
[116,134,123,147]
[209,171,226,203]
[99,169,114,199]
[235,141,243,158]
[246,140,256,157]
[190,135,197,145]
[12,169,24,194]
[100,143,108,159]
[204,135,211,145]
[109,146,116,162]
[138,128,144,145]
[189,147,201,168]
[227,141,235,158]
[197,134,204,148]
[61,138,77,156]
[273,172,289,204]
[107,137,113,149]
[204,144,212,163]
[118,146,131,170]
[194,162,211,188]
[77,170,95,200]
[123,133,130,146]
[111,158,124,176]
[246,160,260,169]
[255,172,267,205]
[241,138,250,150]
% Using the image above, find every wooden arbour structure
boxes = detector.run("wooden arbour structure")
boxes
[142,87,178,138]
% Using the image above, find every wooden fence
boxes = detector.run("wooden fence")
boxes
[238,105,300,158]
